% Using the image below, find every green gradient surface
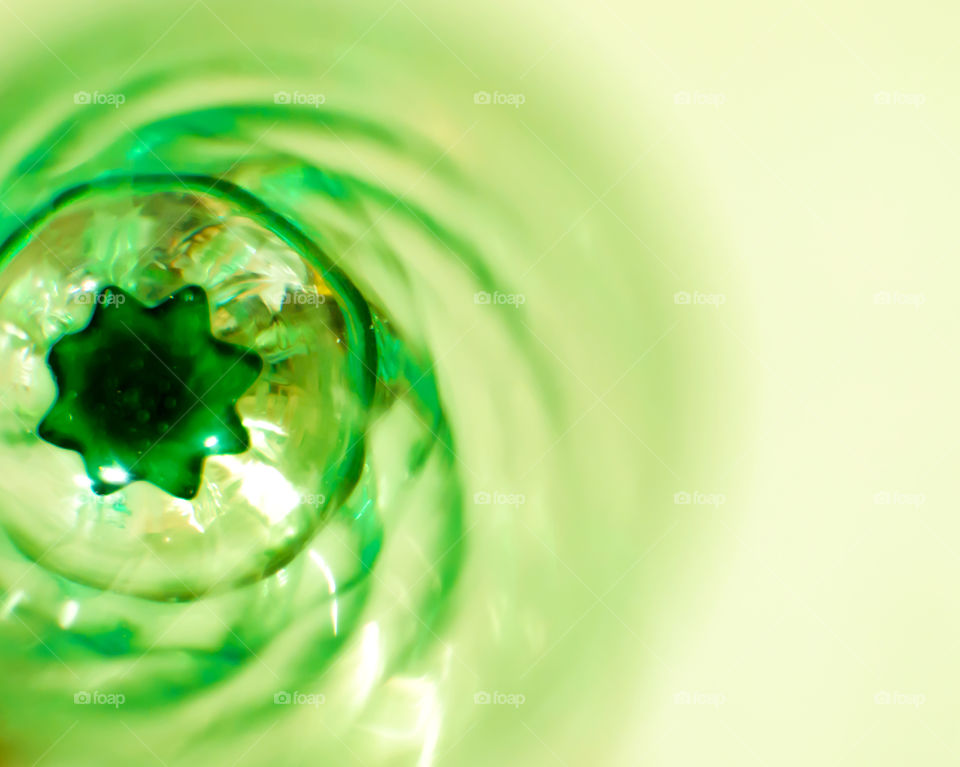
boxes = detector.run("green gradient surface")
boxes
[0,1,953,767]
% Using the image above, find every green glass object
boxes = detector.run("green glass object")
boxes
[37,284,263,498]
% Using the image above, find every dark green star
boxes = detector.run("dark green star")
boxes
[38,285,263,499]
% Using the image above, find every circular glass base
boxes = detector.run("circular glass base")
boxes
[0,181,373,599]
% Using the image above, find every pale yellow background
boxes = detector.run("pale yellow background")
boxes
[597,2,960,765]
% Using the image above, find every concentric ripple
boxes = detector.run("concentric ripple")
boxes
[0,92,473,735]
[0,3,697,766]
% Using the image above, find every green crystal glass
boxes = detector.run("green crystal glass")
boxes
[0,2,680,763]
[0,182,376,599]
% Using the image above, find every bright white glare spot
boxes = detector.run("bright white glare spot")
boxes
[170,497,206,534]
[308,549,340,634]
[213,455,300,524]
[204,435,219,448]
[2,322,27,341]
[240,419,287,451]
[356,623,382,701]
[99,465,128,484]
[308,549,337,594]
[0,590,24,620]
[58,600,80,629]
[241,418,285,436]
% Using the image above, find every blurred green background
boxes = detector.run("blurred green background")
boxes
[0,0,956,765]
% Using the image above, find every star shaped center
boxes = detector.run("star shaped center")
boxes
[38,285,263,498]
